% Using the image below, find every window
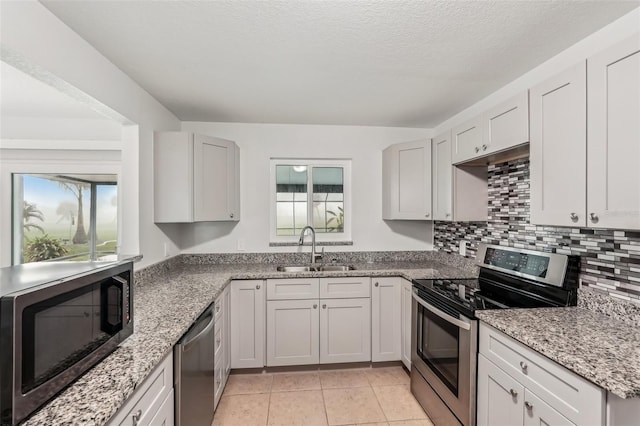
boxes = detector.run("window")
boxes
[13,174,118,264]
[271,159,351,243]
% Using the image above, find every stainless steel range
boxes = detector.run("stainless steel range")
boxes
[410,244,579,426]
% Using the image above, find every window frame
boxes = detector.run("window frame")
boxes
[270,158,352,244]
[0,148,122,267]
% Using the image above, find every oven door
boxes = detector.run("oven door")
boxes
[411,288,477,426]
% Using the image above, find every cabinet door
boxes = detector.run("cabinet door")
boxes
[477,354,525,426]
[148,389,174,426]
[530,62,587,227]
[433,131,453,221]
[193,134,237,222]
[483,91,529,154]
[266,299,319,366]
[452,116,483,164]
[382,140,432,220]
[153,132,194,223]
[523,389,576,426]
[400,279,412,370]
[588,35,640,230]
[320,298,371,364]
[223,286,231,385]
[371,277,401,362]
[230,280,265,368]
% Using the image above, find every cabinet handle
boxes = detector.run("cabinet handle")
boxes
[229,212,234,218]
[132,409,142,426]
[313,304,318,309]
[256,284,261,290]
[216,304,221,313]
[520,361,528,372]
[445,213,451,218]
[425,213,430,218]
[590,213,599,223]
[509,389,518,398]
[374,282,379,287]
[482,144,487,151]
[524,401,534,411]
[322,304,327,309]
[570,212,579,222]
[216,337,221,345]
[474,146,480,153]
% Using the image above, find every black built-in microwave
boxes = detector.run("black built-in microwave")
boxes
[0,261,133,425]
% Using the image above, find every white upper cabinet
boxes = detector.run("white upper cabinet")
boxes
[154,131,240,223]
[482,91,529,154]
[382,139,432,220]
[452,116,483,164]
[587,35,640,230]
[530,62,587,227]
[432,131,453,221]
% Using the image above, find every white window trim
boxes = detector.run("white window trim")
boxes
[270,158,352,244]
[0,148,122,267]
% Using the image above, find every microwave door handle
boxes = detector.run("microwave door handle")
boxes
[412,291,471,331]
[112,275,128,326]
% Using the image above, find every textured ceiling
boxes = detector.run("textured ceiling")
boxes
[41,1,639,128]
[0,61,108,119]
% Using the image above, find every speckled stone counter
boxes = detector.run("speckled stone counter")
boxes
[476,307,640,399]
[23,257,474,425]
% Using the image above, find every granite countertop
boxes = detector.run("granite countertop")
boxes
[24,258,474,425]
[476,307,640,399]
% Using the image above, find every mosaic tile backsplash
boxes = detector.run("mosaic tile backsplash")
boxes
[434,158,640,303]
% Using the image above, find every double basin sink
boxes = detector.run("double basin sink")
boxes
[276,264,356,272]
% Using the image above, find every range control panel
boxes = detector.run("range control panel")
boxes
[476,244,569,287]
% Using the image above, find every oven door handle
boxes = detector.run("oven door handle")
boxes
[412,290,471,331]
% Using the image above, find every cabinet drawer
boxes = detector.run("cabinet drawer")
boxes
[320,277,371,299]
[267,278,320,300]
[108,353,173,426]
[479,323,604,425]
[213,297,223,321]
[214,324,223,360]
[214,357,224,410]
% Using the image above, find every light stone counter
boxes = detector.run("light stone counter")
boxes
[476,307,640,399]
[23,257,474,425]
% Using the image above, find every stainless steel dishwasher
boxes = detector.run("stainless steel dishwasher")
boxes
[174,304,215,426]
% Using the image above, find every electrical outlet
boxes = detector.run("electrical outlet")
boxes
[163,242,170,257]
[459,240,467,256]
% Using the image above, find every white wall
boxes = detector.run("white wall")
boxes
[0,1,181,268]
[434,7,640,135]
[180,122,434,254]
[1,117,123,141]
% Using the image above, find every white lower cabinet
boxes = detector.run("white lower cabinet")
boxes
[320,297,371,364]
[267,299,320,366]
[265,277,371,367]
[477,323,603,426]
[230,280,265,368]
[400,279,412,370]
[214,286,230,410]
[371,277,401,362]
[107,353,173,426]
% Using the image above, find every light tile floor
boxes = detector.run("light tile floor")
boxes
[213,366,435,426]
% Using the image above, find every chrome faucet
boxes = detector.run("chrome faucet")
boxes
[298,226,323,264]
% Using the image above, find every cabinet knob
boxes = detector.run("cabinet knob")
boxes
[474,147,480,153]
[524,401,534,411]
[256,284,261,290]
[132,409,142,426]
[425,213,430,218]
[322,304,327,309]
[216,337,221,345]
[229,212,234,218]
[482,144,488,151]
[445,213,451,218]
[519,361,528,372]
[590,213,599,223]
[569,212,579,222]
[509,389,518,398]
[374,282,379,287]
[313,304,318,309]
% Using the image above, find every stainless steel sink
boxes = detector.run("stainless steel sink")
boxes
[275,264,356,272]
[276,265,315,272]
[318,265,355,271]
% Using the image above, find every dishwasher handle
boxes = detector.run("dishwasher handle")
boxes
[182,310,215,352]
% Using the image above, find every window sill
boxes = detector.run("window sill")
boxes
[269,241,354,247]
